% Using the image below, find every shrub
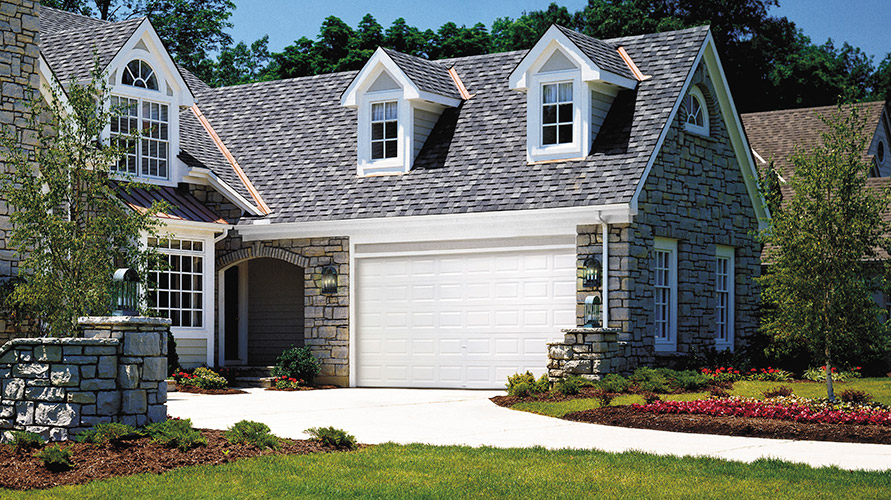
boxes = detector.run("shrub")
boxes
[75,422,142,445]
[9,431,44,453]
[506,372,549,397]
[144,418,207,452]
[34,444,74,471]
[274,376,304,389]
[630,367,672,393]
[173,367,228,389]
[699,366,744,382]
[670,369,712,391]
[593,390,614,408]
[167,331,179,376]
[271,346,320,384]
[218,367,239,387]
[225,420,279,450]
[553,376,588,396]
[599,373,630,393]
[641,391,661,404]
[762,386,794,399]
[839,389,873,404]
[747,367,794,382]
[804,366,863,382]
[709,387,730,398]
[305,426,357,450]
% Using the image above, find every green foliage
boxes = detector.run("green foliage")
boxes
[592,390,615,407]
[75,422,143,445]
[506,371,550,397]
[167,331,179,377]
[304,426,357,450]
[9,430,44,453]
[803,366,863,383]
[0,64,167,336]
[144,418,207,452]
[630,367,711,393]
[34,444,74,471]
[598,373,631,393]
[838,389,873,404]
[759,104,891,400]
[761,386,794,398]
[225,420,279,450]
[271,346,320,384]
[552,376,591,396]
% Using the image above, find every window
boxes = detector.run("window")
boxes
[879,141,886,164]
[371,101,398,160]
[122,60,158,91]
[654,238,677,350]
[109,96,169,179]
[681,86,708,136]
[715,246,735,349]
[542,82,573,145]
[148,237,204,328]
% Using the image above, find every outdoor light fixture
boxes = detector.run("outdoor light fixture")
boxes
[320,265,338,294]
[583,256,602,289]
[111,267,139,316]
[584,295,602,328]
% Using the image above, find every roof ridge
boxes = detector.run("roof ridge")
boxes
[44,15,144,37]
[741,100,886,118]
[604,24,710,45]
[381,47,449,68]
[40,5,112,25]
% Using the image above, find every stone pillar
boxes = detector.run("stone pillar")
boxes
[547,327,628,381]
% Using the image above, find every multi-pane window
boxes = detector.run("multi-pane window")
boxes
[109,97,169,179]
[654,249,672,342]
[715,247,734,347]
[122,60,158,90]
[542,82,573,145]
[371,101,398,159]
[148,238,204,328]
[681,87,708,135]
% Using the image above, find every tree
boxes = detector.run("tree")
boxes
[0,66,166,335]
[211,36,271,87]
[758,104,891,400]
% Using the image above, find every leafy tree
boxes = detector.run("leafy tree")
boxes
[431,22,490,59]
[266,36,318,80]
[211,36,271,87]
[383,17,433,58]
[758,104,891,400]
[0,66,166,335]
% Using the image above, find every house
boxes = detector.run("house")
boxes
[0,2,765,388]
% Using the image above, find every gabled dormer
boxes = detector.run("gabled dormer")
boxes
[509,25,643,163]
[341,48,467,176]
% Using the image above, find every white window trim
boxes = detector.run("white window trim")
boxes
[357,88,409,176]
[715,245,735,351]
[654,237,678,351]
[527,68,590,163]
[682,86,709,136]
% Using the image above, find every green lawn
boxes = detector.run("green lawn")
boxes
[512,378,891,418]
[4,443,890,499]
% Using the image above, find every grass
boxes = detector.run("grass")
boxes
[512,378,891,418]
[3,443,889,499]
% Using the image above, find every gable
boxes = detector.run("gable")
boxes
[539,48,578,73]
[367,70,400,93]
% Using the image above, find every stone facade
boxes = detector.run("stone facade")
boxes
[576,61,761,370]
[0,317,169,442]
[547,328,622,381]
[0,0,40,341]
[216,233,349,386]
[188,183,246,224]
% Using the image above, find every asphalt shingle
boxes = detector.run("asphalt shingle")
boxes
[555,25,637,81]
[382,49,462,100]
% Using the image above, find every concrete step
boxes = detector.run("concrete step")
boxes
[233,376,274,388]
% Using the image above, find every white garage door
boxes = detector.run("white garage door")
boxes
[356,248,576,388]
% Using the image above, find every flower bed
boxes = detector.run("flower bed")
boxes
[632,396,891,426]
[699,366,793,382]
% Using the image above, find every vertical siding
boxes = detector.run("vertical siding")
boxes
[590,89,615,143]
[247,258,305,365]
[413,108,439,160]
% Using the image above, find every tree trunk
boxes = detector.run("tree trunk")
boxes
[825,348,835,401]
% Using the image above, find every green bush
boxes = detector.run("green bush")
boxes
[670,369,712,391]
[839,389,873,404]
[506,371,549,397]
[803,366,863,382]
[630,367,672,393]
[225,420,279,450]
[593,390,615,408]
[271,346,320,384]
[173,367,228,389]
[762,386,794,398]
[630,367,710,393]
[598,373,630,393]
[34,444,74,471]
[553,376,587,396]
[144,418,207,452]
[75,422,142,445]
[9,431,44,453]
[167,331,179,377]
[305,426,357,450]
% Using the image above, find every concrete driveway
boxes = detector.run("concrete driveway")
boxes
[167,387,891,471]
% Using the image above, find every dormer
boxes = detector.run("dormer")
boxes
[509,25,642,163]
[342,48,467,176]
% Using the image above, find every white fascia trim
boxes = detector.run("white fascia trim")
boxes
[155,218,232,233]
[183,167,263,216]
[413,90,461,108]
[342,48,418,108]
[236,203,634,244]
[38,54,68,107]
[629,32,769,230]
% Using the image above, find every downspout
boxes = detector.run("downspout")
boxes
[214,227,230,244]
[597,213,609,329]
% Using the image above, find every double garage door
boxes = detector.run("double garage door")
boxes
[356,247,576,388]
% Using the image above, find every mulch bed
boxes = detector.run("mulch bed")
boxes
[563,405,891,444]
[174,384,247,395]
[266,384,338,392]
[0,430,347,491]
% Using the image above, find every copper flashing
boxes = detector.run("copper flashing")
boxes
[190,105,271,215]
[448,67,473,100]
[617,46,651,82]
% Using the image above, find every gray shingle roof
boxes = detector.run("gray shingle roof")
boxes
[555,25,637,81]
[382,49,462,100]
[39,5,106,32]
[178,108,254,203]
[41,14,144,83]
[196,25,709,224]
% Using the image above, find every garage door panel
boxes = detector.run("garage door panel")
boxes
[357,248,575,388]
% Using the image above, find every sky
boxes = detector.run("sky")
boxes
[228,0,891,62]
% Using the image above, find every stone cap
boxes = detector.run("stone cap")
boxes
[2,337,119,347]
[77,316,172,327]
[560,328,621,334]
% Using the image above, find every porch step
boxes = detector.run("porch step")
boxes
[234,376,274,388]
[222,365,276,387]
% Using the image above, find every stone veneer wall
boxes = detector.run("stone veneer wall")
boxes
[547,328,621,381]
[0,317,169,442]
[576,60,761,369]
[0,0,39,340]
[216,234,349,386]
[188,184,246,224]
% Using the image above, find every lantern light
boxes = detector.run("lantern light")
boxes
[320,265,338,294]
[584,295,602,328]
[111,267,139,316]
[583,256,602,289]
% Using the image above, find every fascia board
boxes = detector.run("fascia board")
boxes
[183,167,263,217]
[341,48,421,107]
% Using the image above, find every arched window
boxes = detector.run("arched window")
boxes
[122,60,158,90]
[681,86,708,136]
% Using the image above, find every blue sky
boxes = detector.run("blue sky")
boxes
[229,1,890,62]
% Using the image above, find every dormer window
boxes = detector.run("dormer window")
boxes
[681,86,709,136]
[371,101,398,160]
[542,82,573,145]
[122,59,158,91]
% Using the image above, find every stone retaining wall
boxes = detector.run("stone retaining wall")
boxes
[0,317,169,442]
[547,328,626,381]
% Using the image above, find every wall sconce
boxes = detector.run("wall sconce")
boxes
[584,295,601,328]
[111,267,139,316]
[320,265,338,294]
[583,256,601,289]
